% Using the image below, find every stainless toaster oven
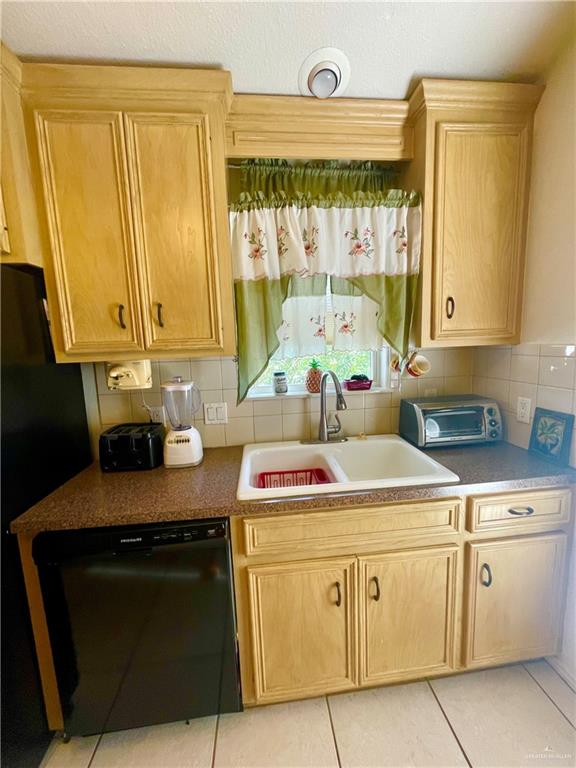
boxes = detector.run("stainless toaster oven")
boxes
[399,395,502,447]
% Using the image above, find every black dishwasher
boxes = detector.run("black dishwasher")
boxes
[33,518,242,737]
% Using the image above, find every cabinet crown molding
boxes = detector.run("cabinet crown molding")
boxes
[21,61,233,109]
[226,93,412,160]
[1,43,23,91]
[408,78,544,120]
[229,93,410,122]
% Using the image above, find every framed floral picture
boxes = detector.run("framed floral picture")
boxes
[529,408,575,465]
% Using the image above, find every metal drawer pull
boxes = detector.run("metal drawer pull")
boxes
[371,576,381,601]
[335,581,342,607]
[480,563,493,588]
[446,296,455,319]
[118,303,126,329]
[157,302,164,328]
[508,506,535,516]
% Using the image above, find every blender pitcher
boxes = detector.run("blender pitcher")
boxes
[161,377,203,467]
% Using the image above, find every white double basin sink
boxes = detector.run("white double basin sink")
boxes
[237,434,460,501]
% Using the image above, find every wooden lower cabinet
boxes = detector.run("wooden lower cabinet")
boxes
[464,533,568,667]
[247,557,357,702]
[359,546,459,684]
[235,492,572,706]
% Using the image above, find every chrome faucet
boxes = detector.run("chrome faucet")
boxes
[303,370,348,443]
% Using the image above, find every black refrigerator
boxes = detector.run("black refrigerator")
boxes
[1,264,92,768]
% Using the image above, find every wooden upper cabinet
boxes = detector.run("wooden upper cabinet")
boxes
[1,44,45,267]
[432,123,528,341]
[35,110,143,354]
[23,63,234,361]
[359,546,459,685]
[124,112,225,352]
[247,557,357,702]
[464,533,567,667]
[404,80,543,347]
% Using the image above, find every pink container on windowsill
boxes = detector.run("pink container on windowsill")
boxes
[343,379,373,391]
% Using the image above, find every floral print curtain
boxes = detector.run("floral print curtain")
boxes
[229,162,421,402]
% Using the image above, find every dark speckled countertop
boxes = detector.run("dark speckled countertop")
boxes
[10,442,576,534]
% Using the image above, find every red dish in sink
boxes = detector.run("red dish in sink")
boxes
[257,468,332,489]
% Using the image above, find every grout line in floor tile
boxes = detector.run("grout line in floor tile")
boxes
[86,733,104,768]
[426,679,473,768]
[211,714,220,768]
[543,658,576,694]
[522,663,576,730]
[325,696,342,768]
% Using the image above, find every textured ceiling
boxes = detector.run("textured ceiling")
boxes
[2,1,574,99]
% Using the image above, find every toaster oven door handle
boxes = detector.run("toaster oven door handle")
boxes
[424,408,482,417]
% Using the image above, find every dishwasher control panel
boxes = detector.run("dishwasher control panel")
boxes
[33,518,229,564]
[115,520,227,550]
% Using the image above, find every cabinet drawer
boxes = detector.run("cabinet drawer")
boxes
[242,500,461,557]
[467,489,571,533]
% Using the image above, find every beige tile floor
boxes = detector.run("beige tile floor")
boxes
[40,661,575,768]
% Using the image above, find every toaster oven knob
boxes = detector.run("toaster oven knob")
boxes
[489,418,498,427]
[490,429,499,438]
[487,407,495,416]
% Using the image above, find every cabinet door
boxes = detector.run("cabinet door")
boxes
[432,122,529,342]
[124,112,227,353]
[247,557,356,702]
[35,110,143,354]
[464,534,567,667]
[359,546,459,685]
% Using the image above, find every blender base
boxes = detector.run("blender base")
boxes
[163,426,204,468]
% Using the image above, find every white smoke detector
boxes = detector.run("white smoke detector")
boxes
[298,48,350,99]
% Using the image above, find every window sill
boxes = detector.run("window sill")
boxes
[247,386,395,402]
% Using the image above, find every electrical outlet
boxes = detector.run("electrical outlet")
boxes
[204,402,228,425]
[516,396,532,424]
[148,405,166,425]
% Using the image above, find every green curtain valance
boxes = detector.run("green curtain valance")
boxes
[230,189,421,213]
[238,159,398,199]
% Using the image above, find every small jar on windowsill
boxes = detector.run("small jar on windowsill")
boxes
[273,371,288,395]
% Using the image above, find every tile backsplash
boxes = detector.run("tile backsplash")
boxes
[84,343,576,467]
[472,343,576,467]
[86,347,474,453]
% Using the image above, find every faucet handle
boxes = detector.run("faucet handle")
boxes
[327,413,342,435]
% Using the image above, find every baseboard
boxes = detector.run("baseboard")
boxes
[546,656,576,692]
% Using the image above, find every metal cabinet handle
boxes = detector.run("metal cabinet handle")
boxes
[446,296,455,319]
[156,302,164,328]
[507,506,535,516]
[335,581,342,607]
[480,563,493,587]
[118,303,126,329]
[371,576,381,602]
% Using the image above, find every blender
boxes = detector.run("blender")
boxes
[160,376,203,467]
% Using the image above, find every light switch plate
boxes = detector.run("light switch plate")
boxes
[204,402,228,425]
[516,396,532,424]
